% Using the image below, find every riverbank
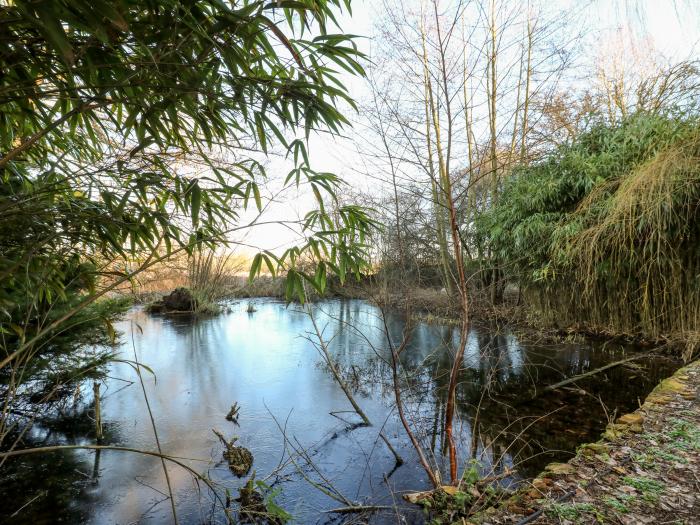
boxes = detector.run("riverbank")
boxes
[360,286,698,360]
[128,280,698,360]
[469,359,700,524]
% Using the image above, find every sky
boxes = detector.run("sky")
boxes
[230,0,700,258]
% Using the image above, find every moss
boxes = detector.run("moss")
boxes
[603,422,631,440]
[579,442,610,457]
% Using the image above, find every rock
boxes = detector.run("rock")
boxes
[581,443,610,457]
[611,413,644,433]
[618,413,643,426]
[544,462,576,475]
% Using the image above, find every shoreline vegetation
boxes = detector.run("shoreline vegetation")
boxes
[129,276,696,357]
[126,287,694,522]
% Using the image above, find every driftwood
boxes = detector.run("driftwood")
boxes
[531,353,653,399]
[226,402,240,422]
[325,505,393,514]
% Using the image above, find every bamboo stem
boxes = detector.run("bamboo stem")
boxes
[93,381,103,441]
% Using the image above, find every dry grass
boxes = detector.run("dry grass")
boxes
[119,249,250,308]
[546,132,700,355]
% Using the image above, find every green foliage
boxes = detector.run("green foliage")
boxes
[255,480,292,524]
[545,502,598,522]
[1,0,371,309]
[622,476,665,503]
[0,1,373,425]
[603,496,630,514]
[460,459,481,485]
[420,482,504,525]
[668,418,700,450]
[0,281,130,404]
[478,112,700,341]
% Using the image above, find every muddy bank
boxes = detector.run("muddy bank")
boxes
[468,359,700,524]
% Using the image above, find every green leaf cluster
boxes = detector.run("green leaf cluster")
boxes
[477,111,700,338]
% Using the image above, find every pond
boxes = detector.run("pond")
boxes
[0,299,679,524]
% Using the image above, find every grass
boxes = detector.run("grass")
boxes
[633,448,687,469]
[545,502,599,521]
[668,418,700,448]
[603,496,630,514]
[567,128,700,349]
[622,476,665,503]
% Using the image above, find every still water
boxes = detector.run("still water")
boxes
[1,299,678,524]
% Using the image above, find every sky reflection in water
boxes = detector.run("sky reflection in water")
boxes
[1,299,678,524]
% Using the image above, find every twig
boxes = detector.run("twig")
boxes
[325,505,393,514]
[10,491,47,518]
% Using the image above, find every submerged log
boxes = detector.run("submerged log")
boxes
[532,353,653,399]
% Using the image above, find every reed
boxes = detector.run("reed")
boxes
[187,248,239,313]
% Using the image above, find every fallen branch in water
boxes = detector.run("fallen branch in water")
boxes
[380,307,440,488]
[305,306,404,466]
[325,505,394,514]
[532,353,654,399]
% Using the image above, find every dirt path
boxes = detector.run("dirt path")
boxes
[473,360,700,525]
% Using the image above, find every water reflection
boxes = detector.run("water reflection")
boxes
[0,299,678,524]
